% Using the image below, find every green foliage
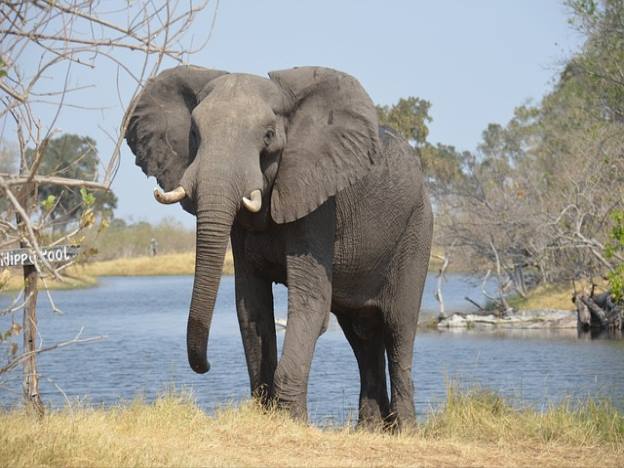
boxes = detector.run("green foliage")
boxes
[566,0,624,120]
[605,209,624,302]
[420,143,467,190]
[434,1,624,289]
[606,210,624,250]
[570,0,598,17]
[27,134,117,229]
[80,187,96,207]
[609,267,624,303]
[376,97,467,194]
[0,57,7,78]
[376,97,431,146]
[40,194,56,212]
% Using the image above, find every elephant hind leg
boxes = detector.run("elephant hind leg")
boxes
[336,311,390,429]
[382,205,433,431]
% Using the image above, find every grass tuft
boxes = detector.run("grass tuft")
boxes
[1,390,622,467]
[422,386,624,447]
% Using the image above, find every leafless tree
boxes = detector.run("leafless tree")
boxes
[432,241,455,320]
[0,0,217,415]
[436,109,624,312]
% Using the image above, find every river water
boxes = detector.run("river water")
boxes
[1,274,623,423]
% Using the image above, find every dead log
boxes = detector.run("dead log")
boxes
[579,294,608,326]
[574,296,592,330]
[573,291,623,332]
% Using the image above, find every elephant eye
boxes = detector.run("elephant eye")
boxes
[263,129,275,147]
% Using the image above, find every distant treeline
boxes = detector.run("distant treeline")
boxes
[378,0,624,308]
[87,217,195,260]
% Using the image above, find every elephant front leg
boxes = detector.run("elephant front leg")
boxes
[273,252,332,420]
[233,243,277,405]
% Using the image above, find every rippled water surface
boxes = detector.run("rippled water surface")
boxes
[1,274,623,423]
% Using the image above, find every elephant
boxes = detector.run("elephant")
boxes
[124,65,433,429]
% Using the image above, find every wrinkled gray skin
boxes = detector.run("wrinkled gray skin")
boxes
[125,66,433,429]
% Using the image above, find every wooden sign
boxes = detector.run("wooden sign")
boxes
[0,245,80,267]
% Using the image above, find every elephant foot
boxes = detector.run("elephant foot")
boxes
[386,406,418,434]
[273,365,310,422]
[251,384,275,410]
[355,416,391,432]
[275,397,308,422]
[356,401,392,432]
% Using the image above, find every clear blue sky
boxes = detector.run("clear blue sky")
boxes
[37,0,585,227]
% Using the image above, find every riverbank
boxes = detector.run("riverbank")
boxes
[1,271,97,292]
[0,252,234,292]
[1,254,580,318]
[509,283,576,311]
[0,250,451,292]
[2,247,451,293]
[75,251,234,277]
[435,282,580,330]
[1,390,621,467]
[437,309,578,330]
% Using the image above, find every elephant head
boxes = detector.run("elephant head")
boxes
[125,65,381,374]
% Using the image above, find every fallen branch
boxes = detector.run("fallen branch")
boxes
[465,296,485,312]
[574,291,623,331]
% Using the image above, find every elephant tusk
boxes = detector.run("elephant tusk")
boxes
[154,186,186,204]
[242,189,262,213]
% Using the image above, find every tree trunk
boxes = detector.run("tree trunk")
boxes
[21,262,43,416]
[433,252,450,320]
[16,182,44,417]
[575,297,592,330]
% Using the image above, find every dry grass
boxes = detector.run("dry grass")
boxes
[512,279,611,311]
[0,270,97,293]
[72,251,234,277]
[73,252,196,277]
[0,252,235,293]
[423,387,623,446]
[510,283,576,311]
[74,251,234,277]
[1,390,622,467]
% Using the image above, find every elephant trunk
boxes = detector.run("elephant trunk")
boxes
[187,181,238,374]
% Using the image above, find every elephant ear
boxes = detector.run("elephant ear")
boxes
[268,67,382,224]
[125,65,228,192]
